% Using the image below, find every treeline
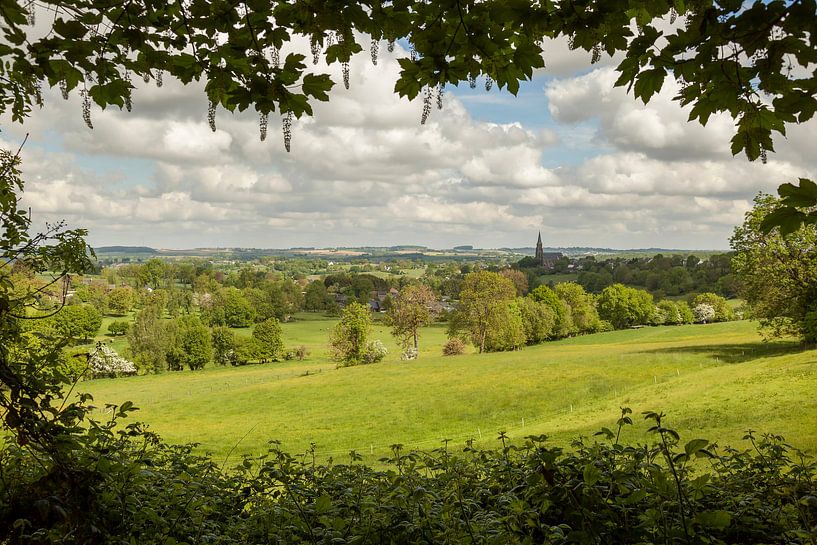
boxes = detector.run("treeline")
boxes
[518,253,737,298]
[447,271,736,354]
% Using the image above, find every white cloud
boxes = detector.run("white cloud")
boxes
[1,40,815,250]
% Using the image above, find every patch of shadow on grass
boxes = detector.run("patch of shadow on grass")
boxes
[640,341,806,364]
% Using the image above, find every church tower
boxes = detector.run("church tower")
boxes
[535,231,544,265]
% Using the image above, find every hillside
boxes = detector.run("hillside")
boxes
[79,319,816,464]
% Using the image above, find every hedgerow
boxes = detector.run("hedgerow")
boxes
[2,406,814,544]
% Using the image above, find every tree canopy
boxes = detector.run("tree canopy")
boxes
[0,0,814,164]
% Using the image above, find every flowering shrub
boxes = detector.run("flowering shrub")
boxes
[87,342,137,378]
[362,340,387,364]
[693,303,716,324]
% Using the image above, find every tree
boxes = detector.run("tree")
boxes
[107,320,129,336]
[87,342,137,378]
[127,304,168,373]
[731,193,817,342]
[529,285,573,338]
[220,288,257,327]
[500,269,529,296]
[555,282,601,334]
[52,304,102,344]
[483,300,526,352]
[516,297,556,345]
[656,300,682,325]
[304,280,331,311]
[107,286,135,316]
[166,315,213,371]
[386,284,436,357]
[329,302,372,365]
[211,326,237,366]
[452,271,516,353]
[690,293,734,323]
[252,318,285,362]
[597,284,655,329]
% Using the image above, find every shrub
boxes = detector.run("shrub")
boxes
[363,340,387,364]
[442,337,466,356]
[294,345,309,360]
[87,342,137,378]
[803,309,817,344]
[107,320,129,336]
[401,347,418,361]
[693,303,716,324]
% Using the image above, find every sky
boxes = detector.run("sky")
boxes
[3,36,815,251]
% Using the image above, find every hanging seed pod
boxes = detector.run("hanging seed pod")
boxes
[669,7,677,24]
[485,75,493,91]
[259,112,268,142]
[436,84,443,110]
[311,36,321,65]
[567,34,576,50]
[208,100,216,132]
[282,111,293,152]
[270,47,280,69]
[410,44,418,62]
[342,61,350,89]
[60,79,69,100]
[420,86,432,125]
[387,39,395,53]
[760,148,768,164]
[26,2,35,25]
[370,39,379,65]
[124,72,133,112]
[591,44,601,64]
[81,88,93,129]
[156,70,163,88]
[468,74,477,89]
[33,79,43,107]
[143,69,151,84]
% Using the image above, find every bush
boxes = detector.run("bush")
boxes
[401,347,418,361]
[107,320,129,336]
[362,340,387,364]
[442,337,466,356]
[803,309,817,344]
[694,303,716,324]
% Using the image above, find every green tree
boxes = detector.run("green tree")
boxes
[656,300,682,325]
[597,284,655,329]
[529,285,574,339]
[252,318,284,362]
[452,271,516,353]
[52,304,101,344]
[386,284,436,356]
[555,282,601,334]
[220,288,256,328]
[127,305,168,374]
[107,320,129,336]
[304,280,331,311]
[106,286,135,316]
[211,326,237,366]
[516,297,556,345]
[690,293,734,323]
[483,300,526,352]
[167,315,212,371]
[329,302,372,365]
[731,193,817,342]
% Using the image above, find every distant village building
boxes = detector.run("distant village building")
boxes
[534,232,563,269]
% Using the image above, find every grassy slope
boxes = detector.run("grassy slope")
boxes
[79,318,817,464]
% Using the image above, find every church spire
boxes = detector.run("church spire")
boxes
[535,231,544,264]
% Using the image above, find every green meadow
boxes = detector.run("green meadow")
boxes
[80,316,817,464]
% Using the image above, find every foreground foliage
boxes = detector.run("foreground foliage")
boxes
[1,405,815,544]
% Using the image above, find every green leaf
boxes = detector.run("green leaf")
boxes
[760,207,807,235]
[583,463,601,486]
[694,510,732,530]
[684,438,709,456]
[633,68,666,103]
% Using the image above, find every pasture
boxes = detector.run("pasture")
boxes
[79,316,817,464]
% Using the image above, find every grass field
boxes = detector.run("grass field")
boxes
[77,317,817,465]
